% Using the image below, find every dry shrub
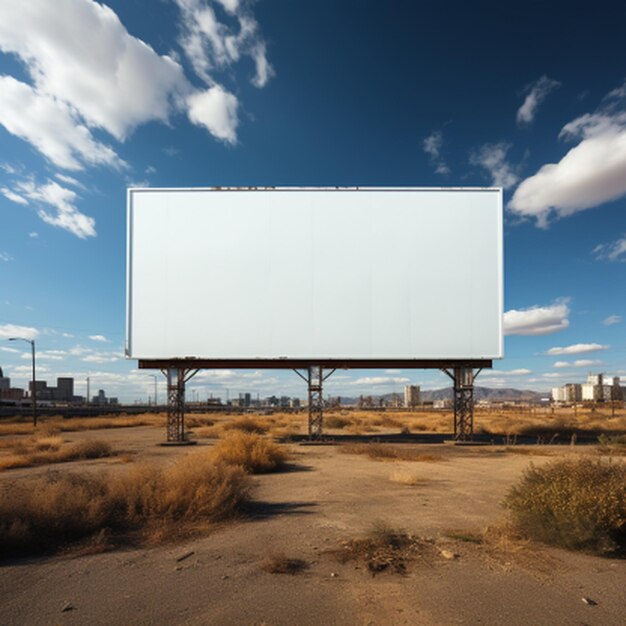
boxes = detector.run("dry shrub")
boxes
[0,449,251,558]
[193,425,223,439]
[503,457,626,555]
[261,553,308,575]
[211,432,288,473]
[0,439,113,470]
[324,415,352,429]
[341,443,444,463]
[186,416,215,428]
[222,417,268,435]
[389,470,429,486]
[332,522,434,575]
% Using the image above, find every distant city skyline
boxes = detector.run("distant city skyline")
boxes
[2,1,625,401]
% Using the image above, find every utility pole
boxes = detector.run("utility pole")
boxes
[86,377,90,406]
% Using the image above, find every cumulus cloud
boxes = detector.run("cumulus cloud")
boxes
[0,0,273,176]
[174,0,274,88]
[187,85,239,144]
[503,300,570,336]
[603,315,622,326]
[0,323,39,340]
[423,131,450,175]
[4,179,96,239]
[469,143,519,189]
[593,234,626,262]
[510,81,626,226]
[516,75,560,125]
[0,251,13,262]
[0,76,123,171]
[88,334,108,342]
[545,343,609,356]
[554,359,602,368]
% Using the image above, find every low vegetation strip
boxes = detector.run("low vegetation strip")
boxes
[0,449,252,558]
[503,457,626,556]
[0,439,113,470]
[341,443,445,463]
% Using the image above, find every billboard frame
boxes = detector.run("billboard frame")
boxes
[128,186,502,443]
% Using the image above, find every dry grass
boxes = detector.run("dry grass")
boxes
[331,522,435,575]
[222,417,269,434]
[389,470,429,486]
[341,443,445,463]
[0,414,161,437]
[324,415,352,429]
[0,438,113,470]
[261,553,309,575]
[0,449,252,558]
[210,432,288,473]
[503,457,626,555]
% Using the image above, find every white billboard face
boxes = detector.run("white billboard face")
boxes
[127,188,503,361]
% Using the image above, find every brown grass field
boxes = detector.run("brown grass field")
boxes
[0,405,624,625]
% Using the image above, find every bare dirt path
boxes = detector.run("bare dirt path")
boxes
[0,427,624,625]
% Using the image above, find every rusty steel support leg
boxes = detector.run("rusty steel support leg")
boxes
[166,368,186,442]
[452,367,474,441]
[308,365,324,438]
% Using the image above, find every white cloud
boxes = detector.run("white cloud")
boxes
[0,251,13,261]
[0,0,188,140]
[28,231,38,238]
[0,75,123,171]
[554,359,602,368]
[545,343,609,356]
[82,354,118,363]
[594,234,626,262]
[493,368,532,376]
[503,300,569,336]
[603,315,622,326]
[510,81,626,226]
[423,131,450,175]
[1,187,28,205]
[516,75,560,125]
[55,173,84,188]
[469,143,519,189]
[351,377,410,386]
[0,323,39,340]
[88,334,108,342]
[9,179,96,239]
[0,0,272,167]
[187,85,239,144]
[0,346,20,353]
[174,0,274,88]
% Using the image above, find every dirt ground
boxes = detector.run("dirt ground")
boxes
[0,420,624,626]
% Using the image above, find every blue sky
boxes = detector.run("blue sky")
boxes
[1,0,625,402]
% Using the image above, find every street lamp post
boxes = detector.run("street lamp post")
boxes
[9,337,37,427]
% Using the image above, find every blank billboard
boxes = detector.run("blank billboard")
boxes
[126,188,503,361]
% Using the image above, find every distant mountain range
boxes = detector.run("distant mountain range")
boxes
[337,386,544,405]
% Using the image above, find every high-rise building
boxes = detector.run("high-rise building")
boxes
[55,377,74,401]
[404,385,420,409]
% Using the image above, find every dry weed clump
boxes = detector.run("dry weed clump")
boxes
[211,432,288,473]
[222,417,269,435]
[324,415,352,429]
[0,449,252,558]
[389,470,429,486]
[341,443,444,463]
[0,438,113,470]
[261,553,309,575]
[503,457,626,555]
[332,522,435,575]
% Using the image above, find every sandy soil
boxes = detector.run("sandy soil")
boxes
[0,424,624,625]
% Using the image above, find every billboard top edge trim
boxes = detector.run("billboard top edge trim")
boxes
[127,186,502,194]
